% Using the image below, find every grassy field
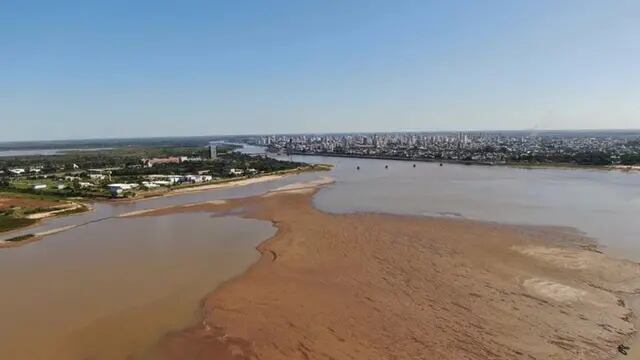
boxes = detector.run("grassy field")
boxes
[2,179,111,200]
[4,234,35,243]
[0,192,89,234]
[0,215,37,233]
[9,178,69,190]
[0,192,62,209]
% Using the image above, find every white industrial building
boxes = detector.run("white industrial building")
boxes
[106,183,138,196]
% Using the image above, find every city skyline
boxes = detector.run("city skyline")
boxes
[2,127,640,145]
[3,0,639,141]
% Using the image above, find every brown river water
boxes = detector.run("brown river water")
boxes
[1,146,639,359]
[0,213,275,359]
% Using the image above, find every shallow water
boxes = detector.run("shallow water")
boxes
[0,213,275,359]
[285,155,640,260]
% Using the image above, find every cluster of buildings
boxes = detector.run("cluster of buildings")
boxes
[143,155,203,167]
[4,166,43,175]
[256,132,640,165]
[105,166,258,196]
[105,168,259,196]
[107,173,214,193]
[107,174,216,195]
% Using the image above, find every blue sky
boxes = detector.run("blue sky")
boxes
[1,0,639,141]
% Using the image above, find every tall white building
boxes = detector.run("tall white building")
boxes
[209,144,217,159]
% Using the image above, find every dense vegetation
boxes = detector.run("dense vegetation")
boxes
[0,145,309,200]
[113,152,304,177]
[4,234,35,242]
[620,154,640,165]
[514,151,615,166]
[0,215,37,233]
[0,145,238,170]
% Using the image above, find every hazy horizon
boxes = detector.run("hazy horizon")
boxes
[3,1,639,141]
[2,128,640,146]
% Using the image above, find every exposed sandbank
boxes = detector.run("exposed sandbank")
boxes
[137,183,640,360]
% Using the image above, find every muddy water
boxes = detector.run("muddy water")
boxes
[0,213,275,360]
[282,155,640,260]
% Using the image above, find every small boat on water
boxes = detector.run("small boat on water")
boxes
[357,166,360,170]
[413,164,416,168]
[439,163,443,166]
[385,165,389,169]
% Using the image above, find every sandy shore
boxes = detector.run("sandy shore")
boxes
[169,174,286,194]
[131,166,329,201]
[131,180,640,360]
[106,174,289,204]
[24,202,85,219]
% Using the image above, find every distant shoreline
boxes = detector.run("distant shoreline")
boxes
[287,151,640,171]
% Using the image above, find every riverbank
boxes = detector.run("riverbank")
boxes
[134,182,640,360]
[110,164,331,202]
[0,193,89,239]
[155,165,329,196]
[0,165,331,246]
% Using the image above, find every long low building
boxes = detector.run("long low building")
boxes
[143,157,181,167]
[183,174,213,183]
[146,174,213,184]
[107,183,139,196]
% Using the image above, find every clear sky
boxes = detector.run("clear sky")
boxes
[2,0,639,141]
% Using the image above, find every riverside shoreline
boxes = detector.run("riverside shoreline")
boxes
[288,151,640,172]
[134,181,640,360]
[0,167,328,247]
[105,164,330,204]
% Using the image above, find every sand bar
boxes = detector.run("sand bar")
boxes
[137,182,640,360]
[169,174,286,194]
